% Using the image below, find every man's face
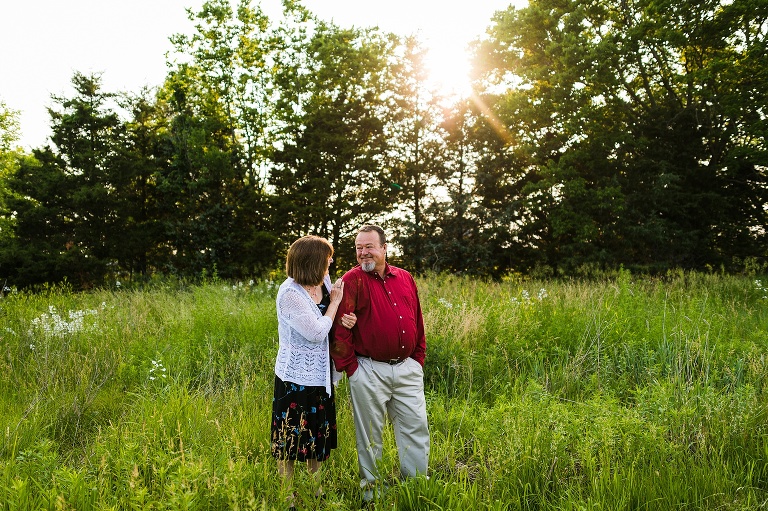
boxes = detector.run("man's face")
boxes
[355,231,386,273]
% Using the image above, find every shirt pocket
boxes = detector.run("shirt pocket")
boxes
[398,292,418,322]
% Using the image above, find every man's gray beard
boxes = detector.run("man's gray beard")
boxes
[361,261,376,272]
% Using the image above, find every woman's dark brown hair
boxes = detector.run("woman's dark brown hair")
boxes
[285,236,333,286]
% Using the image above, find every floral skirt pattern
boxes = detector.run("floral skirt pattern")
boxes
[271,375,337,462]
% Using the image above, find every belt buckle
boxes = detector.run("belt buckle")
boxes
[388,358,401,365]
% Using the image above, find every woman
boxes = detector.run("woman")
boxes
[271,235,355,507]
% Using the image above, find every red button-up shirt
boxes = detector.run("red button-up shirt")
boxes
[331,264,426,376]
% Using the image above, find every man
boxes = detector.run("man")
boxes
[331,224,429,502]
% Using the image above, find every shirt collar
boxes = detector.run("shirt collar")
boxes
[356,263,397,278]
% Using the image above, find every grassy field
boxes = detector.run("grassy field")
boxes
[0,271,767,510]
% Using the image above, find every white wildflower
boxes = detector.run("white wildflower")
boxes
[149,358,168,381]
[755,280,767,299]
[27,305,99,339]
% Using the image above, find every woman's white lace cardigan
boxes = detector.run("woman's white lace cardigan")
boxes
[274,275,337,396]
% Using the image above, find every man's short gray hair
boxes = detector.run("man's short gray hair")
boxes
[358,225,386,245]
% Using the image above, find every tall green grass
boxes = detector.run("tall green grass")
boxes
[0,272,766,509]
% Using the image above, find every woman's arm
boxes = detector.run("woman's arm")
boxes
[277,289,333,343]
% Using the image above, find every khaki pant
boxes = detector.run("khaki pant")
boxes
[348,356,430,486]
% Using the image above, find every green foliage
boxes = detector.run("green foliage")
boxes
[0,101,20,154]
[471,0,768,275]
[2,0,766,286]
[1,73,136,289]
[269,14,396,269]
[0,101,22,258]
[384,37,449,274]
[1,273,767,509]
[160,0,279,280]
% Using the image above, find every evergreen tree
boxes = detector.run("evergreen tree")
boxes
[115,88,175,278]
[3,73,127,288]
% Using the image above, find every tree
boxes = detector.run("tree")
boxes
[161,0,280,277]
[270,12,393,269]
[413,99,500,276]
[0,73,130,288]
[384,36,449,274]
[114,88,175,278]
[0,101,23,281]
[471,0,768,274]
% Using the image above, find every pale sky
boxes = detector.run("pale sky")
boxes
[0,0,523,150]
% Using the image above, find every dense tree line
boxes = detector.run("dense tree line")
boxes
[468,0,768,275]
[0,0,765,289]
